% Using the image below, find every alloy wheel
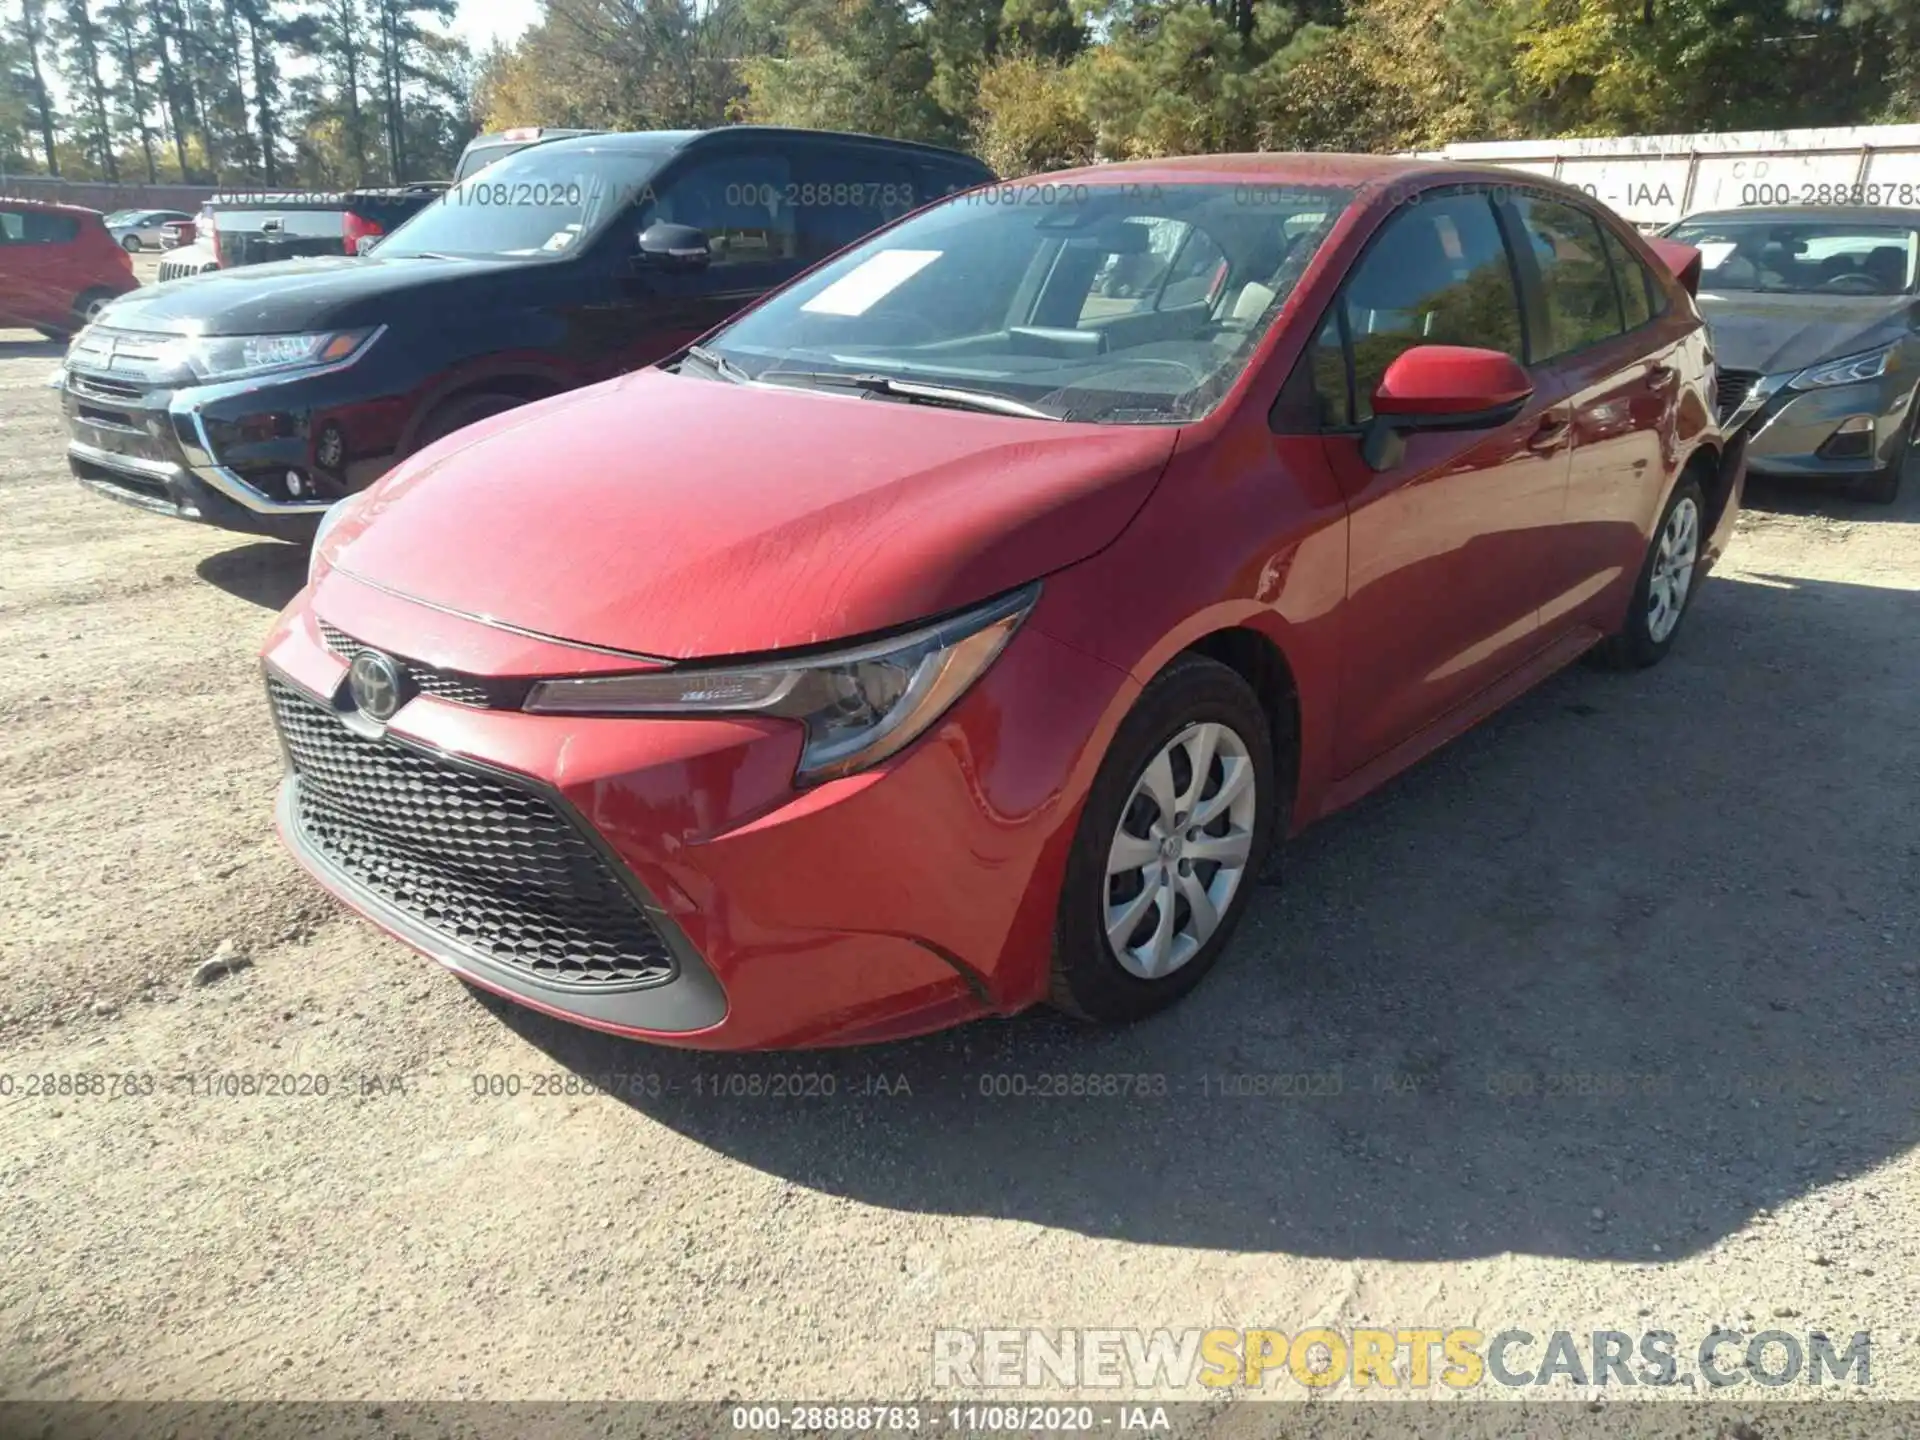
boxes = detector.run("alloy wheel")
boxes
[1646,495,1699,644]
[1103,720,1258,979]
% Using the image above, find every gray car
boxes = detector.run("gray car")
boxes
[1666,206,1919,503]
[105,208,192,252]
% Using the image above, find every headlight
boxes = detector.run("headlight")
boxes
[177,328,377,381]
[524,585,1039,783]
[1789,343,1901,391]
[308,487,371,583]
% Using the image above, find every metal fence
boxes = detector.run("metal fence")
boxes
[0,175,214,214]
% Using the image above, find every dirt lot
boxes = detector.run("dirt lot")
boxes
[3,316,1920,1412]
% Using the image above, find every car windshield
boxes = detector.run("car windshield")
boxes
[1669,218,1920,295]
[378,145,671,261]
[700,181,1352,424]
[103,210,137,226]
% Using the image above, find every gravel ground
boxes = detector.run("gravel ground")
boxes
[3,316,1919,1414]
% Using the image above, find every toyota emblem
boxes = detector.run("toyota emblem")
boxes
[347,649,407,721]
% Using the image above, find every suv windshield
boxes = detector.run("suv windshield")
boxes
[379,145,672,261]
[1669,217,1920,295]
[701,182,1351,424]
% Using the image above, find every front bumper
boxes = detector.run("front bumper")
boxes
[60,326,402,541]
[1733,370,1917,481]
[262,574,1135,1050]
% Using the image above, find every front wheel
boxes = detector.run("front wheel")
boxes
[1049,653,1276,1025]
[1858,413,1912,506]
[120,234,141,252]
[1594,474,1706,669]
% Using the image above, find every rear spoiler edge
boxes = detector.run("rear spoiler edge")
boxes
[1646,235,1703,298]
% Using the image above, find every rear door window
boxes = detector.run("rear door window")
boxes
[1602,228,1661,325]
[1514,196,1627,360]
[789,146,920,262]
[2,210,80,243]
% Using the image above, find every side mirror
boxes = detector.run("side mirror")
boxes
[636,222,711,269]
[1360,345,1534,471]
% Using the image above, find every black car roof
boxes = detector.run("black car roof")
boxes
[534,126,990,168]
[1676,206,1920,226]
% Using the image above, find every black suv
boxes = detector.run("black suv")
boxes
[61,127,993,541]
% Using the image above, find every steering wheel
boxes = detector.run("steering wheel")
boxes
[1822,272,1886,294]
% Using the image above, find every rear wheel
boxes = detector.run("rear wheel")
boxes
[1049,653,1276,1025]
[412,391,526,451]
[1593,475,1706,669]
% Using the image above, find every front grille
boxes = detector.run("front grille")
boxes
[269,677,677,991]
[1716,368,1760,421]
[66,371,146,404]
[317,619,496,708]
[158,255,218,282]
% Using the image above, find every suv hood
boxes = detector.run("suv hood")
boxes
[105,254,509,336]
[328,368,1177,659]
[1697,290,1918,374]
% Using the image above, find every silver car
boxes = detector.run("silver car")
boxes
[105,209,193,253]
[1666,206,1919,504]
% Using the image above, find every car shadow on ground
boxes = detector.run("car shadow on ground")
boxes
[1743,468,1918,519]
[196,540,309,611]
[0,334,65,359]
[484,566,1920,1264]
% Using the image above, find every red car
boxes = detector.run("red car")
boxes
[0,199,138,339]
[265,155,1740,1050]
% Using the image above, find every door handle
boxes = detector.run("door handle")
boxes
[1528,414,1571,453]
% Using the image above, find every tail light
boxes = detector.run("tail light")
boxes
[342,211,383,256]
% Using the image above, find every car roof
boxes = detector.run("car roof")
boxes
[0,198,98,216]
[532,126,989,166]
[1675,206,1920,226]
[1031,153,1570,193]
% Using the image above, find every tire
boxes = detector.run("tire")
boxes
[411,391,525,451]
[33,325,69,343]
[1593,473,1707,670]
[73,289,117,329]
[1049,652,1278,1025]
[1858,415,1911,506]
[120,234,141,252]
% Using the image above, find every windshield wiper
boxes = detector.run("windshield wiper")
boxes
[680,343,748,384]
[756,369,1055,419]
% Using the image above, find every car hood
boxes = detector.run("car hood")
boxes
[102,254,509,336]
[1696,290,1918,374]
[329,369,1178,659]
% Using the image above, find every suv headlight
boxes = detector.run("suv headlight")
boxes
[177,328,378,381]
[1789,342,1901,391]
[524,585,1039,783]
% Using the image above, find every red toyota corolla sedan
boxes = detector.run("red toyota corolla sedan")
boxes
[264,155,1741,1050]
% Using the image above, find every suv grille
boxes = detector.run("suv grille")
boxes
[317,619,496,708]
[1716,368,1760,421]
[269,677,677,991]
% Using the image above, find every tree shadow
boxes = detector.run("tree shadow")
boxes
[195,540,309,611]
[484,568,1920,1264]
